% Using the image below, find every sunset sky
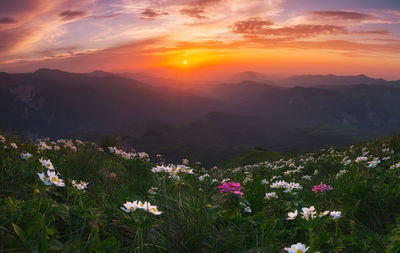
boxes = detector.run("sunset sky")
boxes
[0,0,399,80]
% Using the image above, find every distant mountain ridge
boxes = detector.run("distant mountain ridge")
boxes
[1,68,400,164]
[229,71,400,87]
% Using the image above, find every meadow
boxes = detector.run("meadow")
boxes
[1,132,400,252]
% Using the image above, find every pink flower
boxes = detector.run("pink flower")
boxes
[218,181,243,196]
[312,182,333,193]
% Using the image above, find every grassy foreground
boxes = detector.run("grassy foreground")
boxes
[1,133,400,252]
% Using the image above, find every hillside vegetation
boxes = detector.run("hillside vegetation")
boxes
[2,69,400,164]
[1,132,400,252]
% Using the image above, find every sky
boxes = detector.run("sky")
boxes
[0,0,399,80]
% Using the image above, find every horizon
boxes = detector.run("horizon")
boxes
[0,0,399,80]
[2,68,399,83]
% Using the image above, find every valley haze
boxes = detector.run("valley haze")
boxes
[1,68,400,165]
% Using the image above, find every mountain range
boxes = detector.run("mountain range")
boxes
[1,68,400,165]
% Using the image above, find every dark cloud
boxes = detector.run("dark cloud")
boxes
[59,10,86,21]
[0,17,17,24]
[356,29,390,35]
[141,8,168,20]
[232,20,348,39]
[0,0,43,16]
[307,11,373,21]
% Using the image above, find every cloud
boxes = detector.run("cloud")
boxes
[0,17,17,24]
[231,18,274,34]
[59,10,86,21]
[179,0,226,19]
[89,13,120,19]
[356,29,390,35]
[180,7,206,19]
[141,8,168,20]
[307,11,373,21]
[232,19,349,39]
[232,17,391,39]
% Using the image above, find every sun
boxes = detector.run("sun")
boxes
[183,60,187,65]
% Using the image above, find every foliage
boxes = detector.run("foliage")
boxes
[1,132,400,252]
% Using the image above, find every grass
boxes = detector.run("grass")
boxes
[1,132,400,252]
[221,148,292,168]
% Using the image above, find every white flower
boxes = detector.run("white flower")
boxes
[336,170,348,179]
[286,182,303,192]
[301,206,316,221]
[0,135,5,143]
[243,174,253,184]
[39,158,55,170]
[21,152,32,160]
[38,172,52,186]
[265,192,278,199]
[287,210,298,220]
[355,156,368,163]
[148,186,158,195]
[271,175,281,181]
[121,201,138,213]
[319,210,330,217]
[47,170,65,187]
[137,201,150,210]
[199,174,210,181]
[148,205,163,215]
[72,180,88,190]
[244,206,252,213]
[367,158,380,168]
[182,158,189,165]
[284,242,309,253]
[330,211,341,219]
[75,139,84,145]
[261,179,269,185]
[152,165,169,173]
[270,180,287,189]
[10,143,18,149]
[221,178,231,183]
[301,175,311,180]
[37,141,52,151]
[341,159,351,165]
[123,200,162,215]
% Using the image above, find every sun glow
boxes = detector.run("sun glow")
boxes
[183,60,187,64]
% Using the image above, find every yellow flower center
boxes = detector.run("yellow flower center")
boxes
[297,250,303,253]
[47,163,51,168]
[34,189,40,194]
[151,208,157,212]
[51,177,59,183]
[129,206,135,211]
[43,176,48,181]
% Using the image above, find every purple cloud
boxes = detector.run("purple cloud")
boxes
[0,17,17,24]
[59,10,86,21]
[307,11,373,21]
